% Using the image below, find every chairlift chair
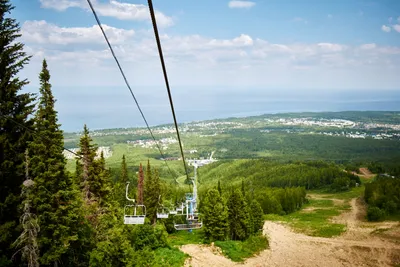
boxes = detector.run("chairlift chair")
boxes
[169,209,178,215]
[124,182,146,225]
[156,195,170,219]
[156,206,169,219]
[173,198,202,230]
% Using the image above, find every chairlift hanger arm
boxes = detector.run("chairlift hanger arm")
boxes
[126,182,135,203]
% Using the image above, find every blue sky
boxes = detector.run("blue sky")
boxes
[8,0,400,130]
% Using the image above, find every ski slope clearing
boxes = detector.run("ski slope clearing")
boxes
[181,197,400,267]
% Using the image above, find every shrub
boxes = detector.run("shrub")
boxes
[367,207,386,221]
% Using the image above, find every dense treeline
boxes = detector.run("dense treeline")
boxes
[199,180,307,243]
[199,159,360,192]
[200,188,264,242]
[254,187,307,215]
[364,176,400,221]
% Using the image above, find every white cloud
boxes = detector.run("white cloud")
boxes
[40,0,81,11]
[20,21,400,90]
[360,43,376,50]
[21,20,134,45]
[228,1,256,9]
[39,0,174,27]
[317,43,346,52]
[393,24,400,33]
[381,25,391,32]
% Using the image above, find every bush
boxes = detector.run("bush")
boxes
[367,207,386,221]
[214,235,269,262]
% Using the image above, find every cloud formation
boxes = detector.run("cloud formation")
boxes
[22,20,135,45]
[381,25,391,32]
[20,20,400,90]
[228,1,256,9]
[39,0,174,27]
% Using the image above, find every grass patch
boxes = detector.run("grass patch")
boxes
[263,188,365,238]
[307,199,335,208]
[214,235,269,262]
[168,229,207,246]
[153,247,189,267]
[309,185,364,201]
[265,208,346,237]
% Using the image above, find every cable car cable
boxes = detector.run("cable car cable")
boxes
[147,0,190,182]
[86,0,177,182]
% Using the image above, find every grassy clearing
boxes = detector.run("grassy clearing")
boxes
[214,235,269,262]
[308,185,364,201]
[309,199,335,208]
[263,190,364,238]
[265,206,346,237]
[168,229,207,246]
[167,230,269,262]
[153,247,189,267]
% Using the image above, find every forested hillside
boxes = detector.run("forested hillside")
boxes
[198,159,360,191]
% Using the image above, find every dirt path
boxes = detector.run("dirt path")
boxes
[181,198,400,267]
[350,168,375,179]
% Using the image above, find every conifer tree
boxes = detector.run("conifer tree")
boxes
[0,0,35,262]
[138,163,144,205]
[93,151,111,206]
[249,199,264,234]
[12,150,39,267]
[121,154,128,184]
[144,161,161,224]
[227,189,250,241]
[77,125,97,203]
[114,154,129,206]
[217,180,222,195]
[29,59,83,265]
[202,189,229,241]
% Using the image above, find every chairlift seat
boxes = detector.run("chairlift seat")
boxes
[124,204,146,225]
[157,213,169,219]
[124,215,145,224]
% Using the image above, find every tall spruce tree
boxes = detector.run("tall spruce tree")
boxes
[202,189,229,241]
[12,150,39,267]
[93,151,111,206]
[121,154,128,184]
[249,199,264,234]
[138,163,144,205]
[76,125,97,203]
[0,0,35,263]
[29,59,83,266]
[144,161,161,224]
[114,154,129,206]
[227,189,250,241]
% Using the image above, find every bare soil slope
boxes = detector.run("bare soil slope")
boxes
[181,197,400,267]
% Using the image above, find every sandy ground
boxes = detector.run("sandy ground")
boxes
[181,197,400,267]
[351,168,375,179]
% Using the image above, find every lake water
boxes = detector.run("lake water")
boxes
[39,86,400,132]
